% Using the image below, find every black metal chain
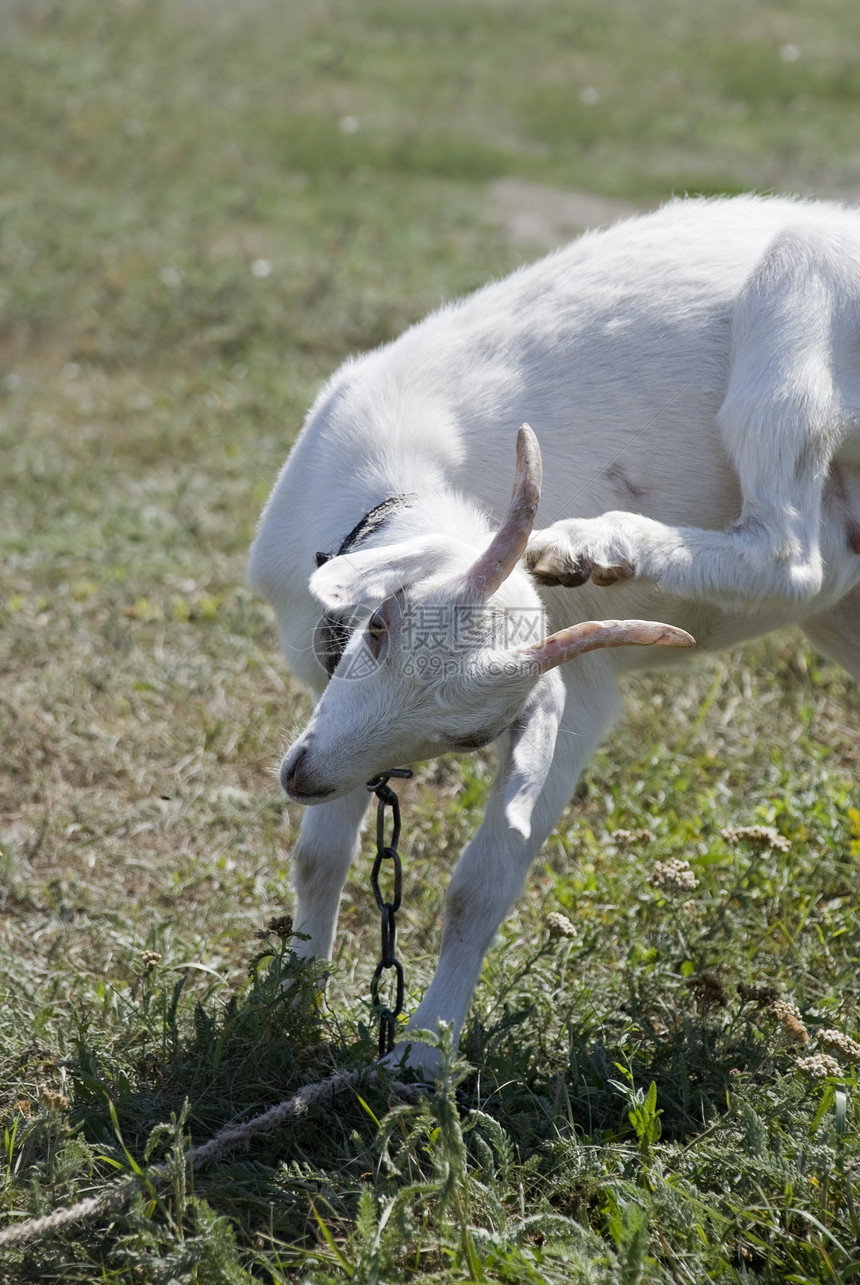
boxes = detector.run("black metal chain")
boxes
[365,768,413,1058]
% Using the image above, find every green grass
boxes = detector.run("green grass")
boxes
[2,0,860,1279]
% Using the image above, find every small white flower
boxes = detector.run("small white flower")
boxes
[817,1029,860,1065]
[339,115,360,134]
[800,1052,841,1080]
[612,828,653,847]
[779,44,800,63]
[251,259,272,279]
[651,858,698,893]
[546,911,577,940]
[721,825,790,852]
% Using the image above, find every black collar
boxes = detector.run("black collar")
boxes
[313,493,417,677]
[315,493,417,567]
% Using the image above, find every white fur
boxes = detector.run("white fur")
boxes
[248,195,860,1070]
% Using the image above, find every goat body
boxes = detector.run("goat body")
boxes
[248,195,860,1069]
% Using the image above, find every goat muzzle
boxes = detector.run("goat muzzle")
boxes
[281,745,335,801]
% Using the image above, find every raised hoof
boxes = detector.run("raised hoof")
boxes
[529,552,593,587]
[529,550,634,588]
[590,559,634,586]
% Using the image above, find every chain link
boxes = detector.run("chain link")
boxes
[366,768,412,1058]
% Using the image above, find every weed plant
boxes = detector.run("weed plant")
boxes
[1,1,859,1280]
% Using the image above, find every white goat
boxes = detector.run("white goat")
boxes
[248,195,860,1070]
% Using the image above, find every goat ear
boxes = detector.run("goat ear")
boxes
[309,539,441,612]
[499,671,566,841]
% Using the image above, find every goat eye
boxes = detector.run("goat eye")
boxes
[448,729,497,751]
[367,611,388,657]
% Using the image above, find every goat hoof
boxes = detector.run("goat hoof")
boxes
[529,550,593,587]
[379,1040,443,1078]
[590,559,634,586]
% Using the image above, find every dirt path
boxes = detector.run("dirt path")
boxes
[488,178,646,248]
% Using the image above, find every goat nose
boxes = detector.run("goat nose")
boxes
[281,746,309,797]
[281,745,334,800]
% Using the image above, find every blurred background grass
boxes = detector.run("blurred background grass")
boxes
[1,3,860,1279]
[4,0,860,379]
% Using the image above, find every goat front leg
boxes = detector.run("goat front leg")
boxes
[394,670,619,1072]
[289,787,370,964]
[403,819,537,1067]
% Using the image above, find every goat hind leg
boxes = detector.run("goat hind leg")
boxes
[525,445,829,605]
[529,230,854,607]
[802,584,860,683]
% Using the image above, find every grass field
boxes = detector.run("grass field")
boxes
[1,0,860,1280]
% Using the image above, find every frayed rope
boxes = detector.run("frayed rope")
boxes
[0,1068,420,1251]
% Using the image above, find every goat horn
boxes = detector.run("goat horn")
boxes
[461,424,542,602]
[518,618,695,675]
